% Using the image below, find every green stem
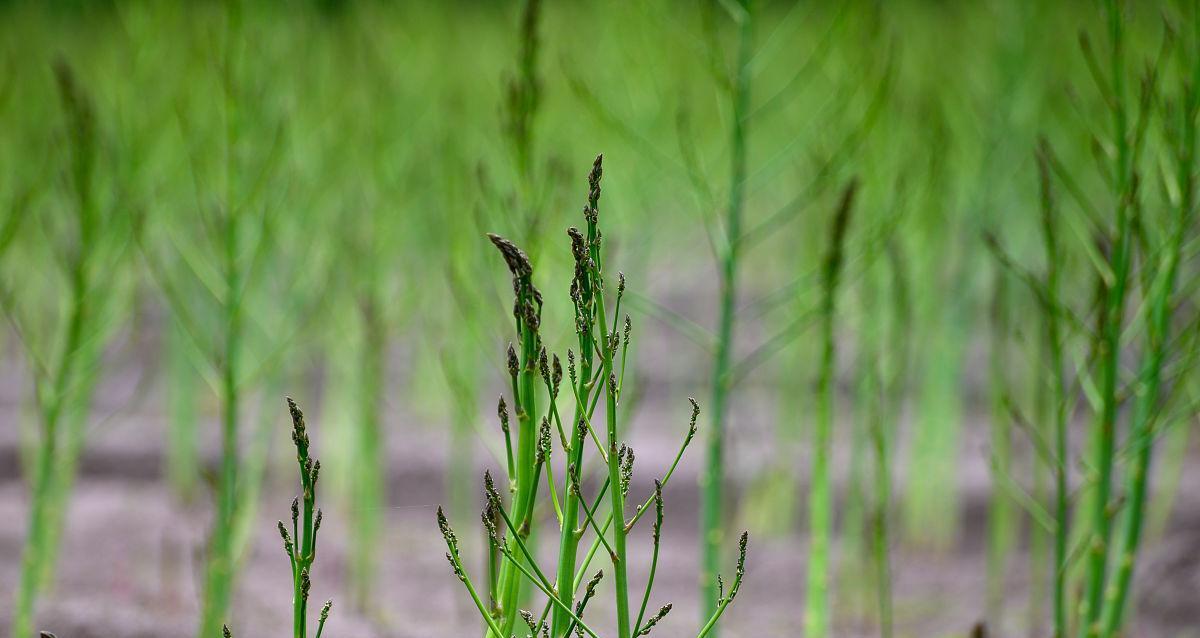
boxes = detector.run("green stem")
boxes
[1098,37,1198,636]
[201,8,246,633]
[12,265,90,638]
[985,269,1014,626]
[633,482,664,636]
[12,61,100,638]
[486,235,541,638]
[1036,143,1070,638]
[702,5,751,629]
[1081,3,1133,634]
[805,181,855,638]
[352,294,386,607]
[594,257,631,638]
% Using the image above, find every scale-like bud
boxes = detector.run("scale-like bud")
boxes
[498,397,511,434]
[539,347,551,387]
[277,520,294,558]
[619,445,635,496]
[637,604,672,636]
[687,398,701,440]
[537,418,552,463]
[507,343,520,378]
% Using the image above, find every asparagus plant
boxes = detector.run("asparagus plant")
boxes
[805,180,858,638]
[1097,11,1200,635]
[438,154,749,638]
[1078,3,1139,632]
[223,398,334,638]
[983,265,1016,626]
[565,6,889,631]
[1035,142,1070,638]
[6,60,132,638]
[985,6,1199,635]
[701,3,752,626]
[871,240,911,638]
[136,4,334,633]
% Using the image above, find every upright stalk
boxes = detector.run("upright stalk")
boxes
[1036,143,1069,638]
[201,189,243,638]
[866,240,909,638]
[224,399,333,638]
[351,292,386,606]
[985,267,1015,627]
[860,315,891,638]
[486,233,542,638]
[702,3,752,625]
[552,160,603,635]
[199,6,246,633]
[805,181,857,638]
[1027,218,1052,638]
[11,60,105,638]
[594,253,632,638]
[504,0,545,262]
[1099,25,1199,635]
[1081,3,1134,634]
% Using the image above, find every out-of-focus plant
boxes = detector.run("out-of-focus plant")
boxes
[4,60,134,638]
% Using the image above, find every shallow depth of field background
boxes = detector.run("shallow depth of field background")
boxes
[1,1,1198,637]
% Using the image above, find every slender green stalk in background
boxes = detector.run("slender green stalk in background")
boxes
[984,265,1015,627]
[8,60,128,638]
[502,0,548,260]
[805,180,857,638]
[840,358,870,620]
[198,8,250,623]
[1035,142,1069,638]
[1027,334,1051,638]
[1080,3,1136,633]
[1099,16,1199,635]
[856,278,889,637]
[983,152,1076,638]
[507,0,538,180]
[135,3,321,633]
[350,286,386,607]
[205,160,244,638]
[702,2,752,627]
[871,239,910,638]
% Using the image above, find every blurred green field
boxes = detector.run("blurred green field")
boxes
[2,1,1199,637]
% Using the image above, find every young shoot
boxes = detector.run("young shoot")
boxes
[437,155,750,638]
